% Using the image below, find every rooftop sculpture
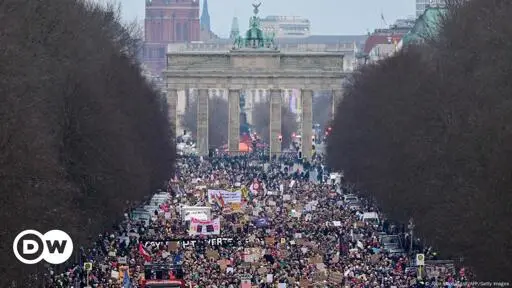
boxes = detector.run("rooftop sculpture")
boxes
[232,2,277,50]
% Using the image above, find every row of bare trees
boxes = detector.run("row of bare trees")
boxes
[0,0,175,284]
[327,0,512,280]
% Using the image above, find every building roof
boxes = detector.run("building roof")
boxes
[203,35,367,45]
[278,35,367,45]
[363,34,404,54]
[401,7,446,46]
[261,15,310,23]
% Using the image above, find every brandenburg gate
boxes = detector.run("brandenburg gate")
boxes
[164,3,346,159]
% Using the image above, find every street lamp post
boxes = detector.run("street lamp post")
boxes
[408,218,415,255]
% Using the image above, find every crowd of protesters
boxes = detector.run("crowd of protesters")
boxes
[44,151,471,288]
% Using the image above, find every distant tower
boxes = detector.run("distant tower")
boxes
[143,0,200,74]
[200,0,211,31]
[229,17,240,39]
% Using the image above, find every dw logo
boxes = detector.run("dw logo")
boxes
[13,230,73,264]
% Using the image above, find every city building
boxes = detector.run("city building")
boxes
[360,29,405,56]
[229,17,240,40]
[416,0,445,17]
[169,34,365,129]
[165,2,346,157]
[143,0,201,74]
[169,30,365,126]
[199,0,219,41]
[392,17,417,30]
[399,7,446,49]
[368,44,398,62]
[260,16,311,38]
[143,0,219,75]
[353,17,416,66]
[199,0,210,32]
[363,19,413,53]
[162,4,367,133]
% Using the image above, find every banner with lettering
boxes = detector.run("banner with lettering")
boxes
[189,217,221,236]
[181,206,211,222]
[142,237,239,249]
[223,203,244,214]
[207,189,242,204]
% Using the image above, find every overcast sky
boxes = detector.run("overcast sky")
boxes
[94,0,415,37]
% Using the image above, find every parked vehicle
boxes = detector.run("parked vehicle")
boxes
[346,199,362,211]
[361,212,380,226]
[343,194,359,203]
[380,234,405,255]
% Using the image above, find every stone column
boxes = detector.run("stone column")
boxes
[332,89,344,119]
[269,89,282,159]
[185,89,190,111]
[301,89,313,160]
[197,89,209,156]
[228,89,240,155]
[166,88,178,136]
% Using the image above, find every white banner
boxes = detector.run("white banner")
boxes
[207,189,242,204]
[181,205,211,222]
[189,218,221,236]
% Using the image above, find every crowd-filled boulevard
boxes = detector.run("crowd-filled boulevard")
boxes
[3,0,512,285]
[43,153,469,288]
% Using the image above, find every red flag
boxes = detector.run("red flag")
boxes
[160,203,170,212]
[138,243,152,262]
[213,193,225,208]
[218,194,225,207]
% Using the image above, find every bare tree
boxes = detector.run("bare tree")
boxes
[327,0,512,280]
[0,0,174,284]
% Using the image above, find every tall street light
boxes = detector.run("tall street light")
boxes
[408,218,415,255]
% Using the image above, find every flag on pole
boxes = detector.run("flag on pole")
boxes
[213,193,225,208]
[138,243,152,262]
[122,270,131,288]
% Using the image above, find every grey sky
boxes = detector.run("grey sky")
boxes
[96,0,415,37]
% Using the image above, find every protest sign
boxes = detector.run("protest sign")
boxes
[208,189,242,204]
[189,217,221,236]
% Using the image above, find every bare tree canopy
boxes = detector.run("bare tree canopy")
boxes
[0,0,175,284]
[327,0,512,280]
[252,100,298,148]
[180,95,229,148]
